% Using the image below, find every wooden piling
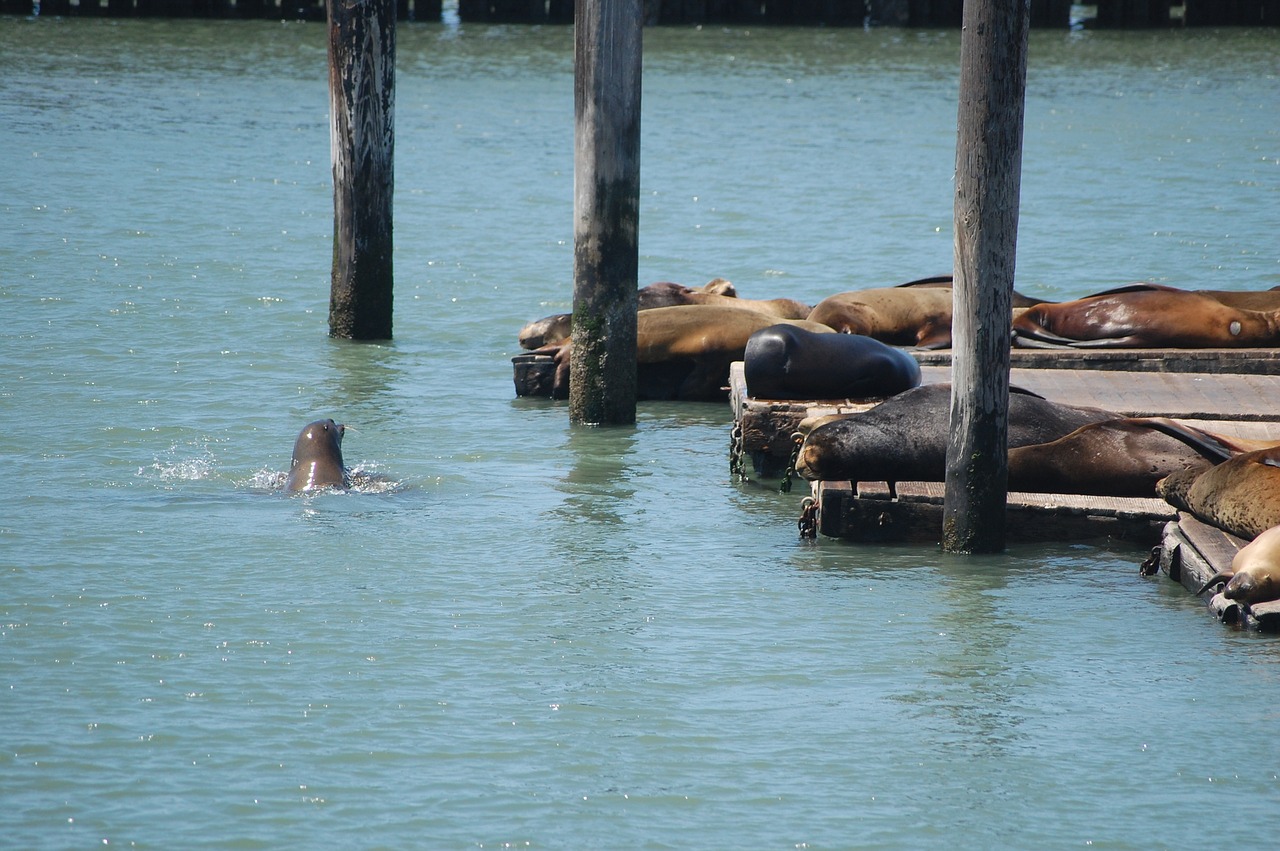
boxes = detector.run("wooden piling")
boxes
[327,0,396,341]
[570,0,643,426]
[943,0,1030,554]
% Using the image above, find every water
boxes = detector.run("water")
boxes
[2,14,1279,848]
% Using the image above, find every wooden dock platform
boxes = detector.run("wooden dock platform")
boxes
[730,352,1280,629]
[1150,514,1280,631]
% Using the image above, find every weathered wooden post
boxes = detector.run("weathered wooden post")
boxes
[327,0,395,341]
[942,0,1030,554]
[570,0,643,425]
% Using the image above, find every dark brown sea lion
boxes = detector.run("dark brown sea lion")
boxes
[1013,288,1280,348]
[1157,446,1280,540]
[1004,417,1236,497]
[1080,282,1280,313]
[517,280,810,350]
[284,419,348,493]
[794,383,1118,484]
[743,324,921,401]
[1197,524,1280,605]
[537,305,834,402]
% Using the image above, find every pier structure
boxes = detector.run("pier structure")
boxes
[727,353,1280,630]
[6,0,1277,26]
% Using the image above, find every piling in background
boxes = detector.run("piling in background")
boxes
[569,0,642,426]
[942,0,1030,554]
[327,0,396,341]
[8,0,1276,24]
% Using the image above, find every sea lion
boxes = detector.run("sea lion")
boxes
[805,277,1047,350]
[636,280,811,318]
[743,324,921,401]
[1080,282,1280,313]
[794,383,1118,484]
[284,418,348,493]
[1004,417,1235,497]
[1013,288,1280,348]
[517,280,810,350]
[1156,446,1280,540]
[1196,524,1280,605]
[537,305,835,402]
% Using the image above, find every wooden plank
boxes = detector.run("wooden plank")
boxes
[917,348,1280,375]
[814,479,1172,544]
[1155,513,1280,632]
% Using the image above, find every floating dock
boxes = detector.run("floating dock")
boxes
[729,349,1280,630]
[1149,514,1280,631]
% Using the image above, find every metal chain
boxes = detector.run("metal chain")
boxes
[778,431,804,494]
[729,421,745,482]
[798,497,818,540]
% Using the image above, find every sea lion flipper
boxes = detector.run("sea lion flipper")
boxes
[1136,417,1237,464]
[1197,571,1234,597]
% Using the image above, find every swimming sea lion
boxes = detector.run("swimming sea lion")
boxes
[743,324,921,401]
[1156,446,1280,540]
[1196,524,1280,605]
[284,418,348,493]
[1013,288,1280,348]
[537,305,835,402]
[794,383,1118,484]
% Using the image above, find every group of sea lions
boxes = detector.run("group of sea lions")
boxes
[517,277,1280,402]
[791,383,1280,607]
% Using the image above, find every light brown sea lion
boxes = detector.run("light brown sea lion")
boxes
[636,282,811,319]
[1005,417,1235,498]
[1196,524,1280,605]
[537,305,834,402]
[805,277,1044,350]
[517,280,810,350]
[1157,446,1280,540]
[284,419,348,493]
[794,384,1119,484]
[1013,288,1280,348]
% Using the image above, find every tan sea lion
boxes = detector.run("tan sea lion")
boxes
[1013,288,1280,348]
[805,276,1044,350]
[1196,524,1280,605]
[537,305,834,402]
[1157,446,1280,540]
[284,419,348,493]
[517,280,810,350]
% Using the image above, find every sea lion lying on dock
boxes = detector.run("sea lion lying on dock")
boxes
[1013,286,1280,348]
[1157,446,1280,540]
[793,383,1118,485]
[1196,524,1280,605]
[284,418,348,492]
[1003,417,1237,498]
[517,279,811,350]
[743,324,921,401]
[537,305,835,402]
[806,276,1047,349]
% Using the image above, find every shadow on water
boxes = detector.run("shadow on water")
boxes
[320,337,404,417]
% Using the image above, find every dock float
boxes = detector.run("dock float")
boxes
[729,356,1280,629]
[1148,514,1280,631]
